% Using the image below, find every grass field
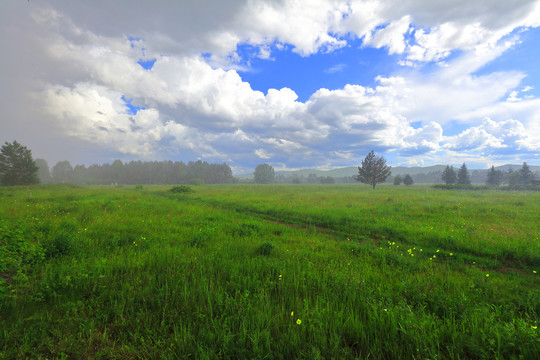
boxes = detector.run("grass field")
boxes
[1,184,539,359]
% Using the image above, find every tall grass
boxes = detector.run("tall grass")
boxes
[0,184,538,359]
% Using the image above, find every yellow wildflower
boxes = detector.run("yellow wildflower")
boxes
[296,319,302,325]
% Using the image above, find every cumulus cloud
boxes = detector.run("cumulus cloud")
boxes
[1,0,540,170]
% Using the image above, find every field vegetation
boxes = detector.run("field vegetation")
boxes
[0,184,539,359]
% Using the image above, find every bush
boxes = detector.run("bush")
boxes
[432,184,489,191]
[134,184,144,190]
[189,178,205,185]
[256,242,274,256]
[190,228,214,248]
[169,185,194,193]
[0,221,44,273]
[44,231,74,258]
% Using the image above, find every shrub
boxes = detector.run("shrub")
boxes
[190,228,214,248]
[256,242,274,256]
[169,185,194,193]
[44,231,74,258]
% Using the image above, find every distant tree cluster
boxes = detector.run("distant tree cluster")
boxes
[441,163,471,185]
[36,159,234,185]
[501,162,535,186]
[393,174,413,186]
[254,164,275,184]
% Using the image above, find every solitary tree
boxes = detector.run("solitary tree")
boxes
[354,150,391,189]
[485,166,503,187]
[457,163,471,185]
[393,175,402,185]
[403,174,414,186]
[441,165,457,185]
[0,141,39,186]
[254,163,275,184]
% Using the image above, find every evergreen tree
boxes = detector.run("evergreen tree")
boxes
[354,150,391,189]
[518,162,534,185]
[403,174,414,186]
[485,166,503,187]
[441,165,457,185]
[0,141,39,185]
[393,175,402,185]
[457,163,471,185]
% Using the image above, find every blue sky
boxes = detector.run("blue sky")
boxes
[1,0,540,174]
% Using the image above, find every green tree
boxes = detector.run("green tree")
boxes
[393,175,402,185]
[403,174,414,186]
[0,141,39,185]
[51,160,74,183]
[441,165,457,185]
[254,163,275,184]
[506,169,520,186]
[457,163,471,185]
[518,162,534,185]
[35,158,51,184]
[485,166,503,187]
[354,150,391,189]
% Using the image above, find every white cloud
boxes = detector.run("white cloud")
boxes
[2,0,540,169]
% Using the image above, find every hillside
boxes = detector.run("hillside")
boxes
[237,164,540,180]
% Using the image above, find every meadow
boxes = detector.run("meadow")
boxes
[0,184,538,359]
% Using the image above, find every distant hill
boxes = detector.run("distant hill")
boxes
[236,164,540,181]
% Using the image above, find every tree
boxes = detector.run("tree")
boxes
[506,169,520,186]
[254,163,275,184]
[51,160,74,183]
[0,141,39,186]
[441,165,457,185]
[403,174,414,186]
[354,150,391,189]
[518,162,534,185]
[457,163,471,185]
[393,175,402,185]
[485,166,503,187]
[35,158,51,184]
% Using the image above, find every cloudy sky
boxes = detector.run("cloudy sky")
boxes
[1,0,539,174]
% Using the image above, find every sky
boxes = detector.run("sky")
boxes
[1,0,540,174]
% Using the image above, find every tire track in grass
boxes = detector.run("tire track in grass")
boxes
[155,191,534,273]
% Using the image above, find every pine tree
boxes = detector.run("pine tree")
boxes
[457,163,471,185]
[441,165,457,185]
[485,166,503,187]
[354,150,391,189]
[518,162,534,185]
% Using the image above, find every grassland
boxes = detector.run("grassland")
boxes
[0,184,539,359]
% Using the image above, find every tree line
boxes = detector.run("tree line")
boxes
[40,159,233,185]
[0,141,233,186]
[441,162,536,186]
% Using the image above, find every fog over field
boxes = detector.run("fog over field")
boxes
[1,0,540,173]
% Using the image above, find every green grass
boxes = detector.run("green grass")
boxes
[0,184,539,359]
